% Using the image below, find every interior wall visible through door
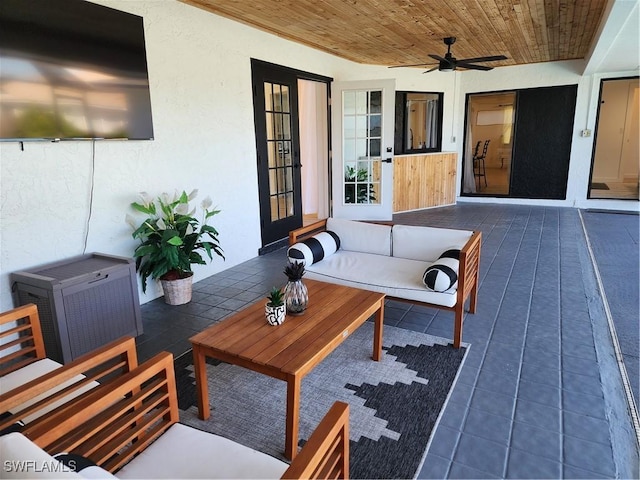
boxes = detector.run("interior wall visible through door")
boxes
[298,79,330,224]
[463,92,515,195]
[589,77,640,200]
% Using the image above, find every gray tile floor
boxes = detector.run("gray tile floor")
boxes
[581,210,639,405]
[135,204,639,479]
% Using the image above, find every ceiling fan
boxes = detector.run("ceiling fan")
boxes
[390,37,507,73]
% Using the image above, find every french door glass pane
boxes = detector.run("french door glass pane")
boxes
[265,81,296,221]
[343,89,382,204]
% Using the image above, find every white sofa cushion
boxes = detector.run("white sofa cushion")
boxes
[326,218,391,256]
[116,423,288,479]
[1,358,99,424]
[392,224,472,261]
[287,231,340,265]
[305,251,458,308]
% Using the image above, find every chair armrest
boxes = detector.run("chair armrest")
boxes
[0,336,138,431]
[282,401,350,480]
[22,352,178,474]
[457,230,482,302]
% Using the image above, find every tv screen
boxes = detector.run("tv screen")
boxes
[0,0,154,141]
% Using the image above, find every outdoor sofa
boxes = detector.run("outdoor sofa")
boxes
[288,218,481,348]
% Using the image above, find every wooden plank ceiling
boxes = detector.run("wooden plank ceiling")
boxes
[180,0,607,68]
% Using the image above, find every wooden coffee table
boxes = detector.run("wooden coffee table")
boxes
[189,279,385,460]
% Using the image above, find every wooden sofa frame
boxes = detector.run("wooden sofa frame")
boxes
[1,304,138,432]
[290,219,482,348]
[19,352,350,479]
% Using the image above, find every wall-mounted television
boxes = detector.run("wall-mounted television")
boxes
[0,0,154,141]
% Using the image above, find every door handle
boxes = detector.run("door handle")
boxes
[382,158,393,163]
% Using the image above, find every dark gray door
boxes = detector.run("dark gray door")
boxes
[510,85,578,199]
[251,60,303,247]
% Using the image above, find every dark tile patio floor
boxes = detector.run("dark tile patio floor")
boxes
[136,204,639,479]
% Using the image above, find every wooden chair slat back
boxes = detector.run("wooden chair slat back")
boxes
[0,336,138,430]
[0,304,45,376]
[283,401,350,479]
[22,352,178,474]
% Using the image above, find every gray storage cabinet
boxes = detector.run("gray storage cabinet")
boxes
[11,253,143,363]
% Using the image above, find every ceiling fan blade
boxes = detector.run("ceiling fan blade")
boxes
[388,62,436,68]
[456,55,507,64]
[457,62,493,71]
[422,66,440,73]
[428,54,447,62]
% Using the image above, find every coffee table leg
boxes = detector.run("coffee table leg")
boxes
[285,374,301,460]
[373,298,384,361]
[192,345,210,420]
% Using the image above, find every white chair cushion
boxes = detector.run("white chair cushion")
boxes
[1,358,62,392]
[305,251,458,307]
[0,432,81,479]
[1,358,99,424]
[326,218,391,256]
[392,224,472,261]
[116,423,288,479]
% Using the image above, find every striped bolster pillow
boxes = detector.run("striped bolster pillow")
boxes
[423,248,460,293]
[54,453,117,478]
[287,231,341,266]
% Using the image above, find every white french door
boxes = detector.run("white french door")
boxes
[331,79,395,220]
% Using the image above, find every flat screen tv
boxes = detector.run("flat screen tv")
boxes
[0,0,154,141]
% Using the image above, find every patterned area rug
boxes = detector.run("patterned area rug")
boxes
[174,322,468,479]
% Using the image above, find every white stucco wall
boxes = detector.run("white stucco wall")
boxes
[0,0,354,309]
[0,0,637,311]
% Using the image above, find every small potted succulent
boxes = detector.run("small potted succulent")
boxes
[283,261,308,315]
[265,287,286,325]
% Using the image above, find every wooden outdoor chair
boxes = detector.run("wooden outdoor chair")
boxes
[5,352,350,479]
[1,303,138,432]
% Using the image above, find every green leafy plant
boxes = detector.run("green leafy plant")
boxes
[266,287,284,307]
[344,165,377,203]
[283,261,305,281]
[126,189,224,293]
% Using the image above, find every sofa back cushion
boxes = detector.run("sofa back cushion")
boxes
[392,225,472,261]
[326,218,392,256]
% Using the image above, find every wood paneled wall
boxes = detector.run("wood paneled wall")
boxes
[393,153,457,213]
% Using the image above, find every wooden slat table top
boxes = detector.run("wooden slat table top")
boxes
[189,280,385,376]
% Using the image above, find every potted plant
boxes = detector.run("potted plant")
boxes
[283,261,308,315]
[126,189,224,305]
[265,287,286,325]
[344,165,377,204]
